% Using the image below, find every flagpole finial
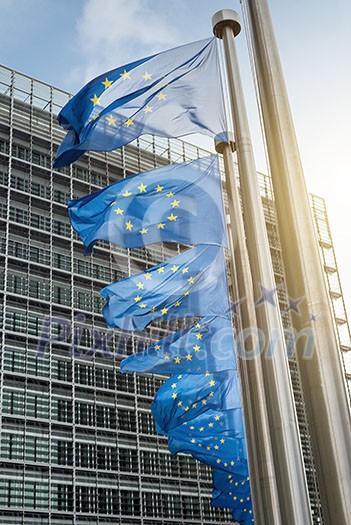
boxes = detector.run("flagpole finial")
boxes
[214,132,236,154]
[212,9,241,39]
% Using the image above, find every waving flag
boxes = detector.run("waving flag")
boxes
[151,370,240,434]
[120,316,236,374]
[213,469,251,493]
[100,245,230,331]
[211,489,254,524]
[54,38,227,168]
[68,155,227,253]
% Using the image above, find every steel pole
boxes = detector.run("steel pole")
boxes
[215,136,282,524]
[212,10,312,524]
[242,1,351,522]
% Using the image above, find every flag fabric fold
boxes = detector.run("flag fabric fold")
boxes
[151,371,240,434]
[54,38,227,168]
[67,155,227,253]
[120,316,236,374]
[100,244,230,331]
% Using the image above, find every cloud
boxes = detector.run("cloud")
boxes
[71,0,180,86]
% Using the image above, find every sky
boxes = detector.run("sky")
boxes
[1,0,350,320]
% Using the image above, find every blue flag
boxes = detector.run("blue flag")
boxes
[54,38,227,168]
[213,469,251,494]
[67,155,227,253]
[100,245,230,331]
[151,370,240,434]
[120,316,236,374]
[211,489,254,524]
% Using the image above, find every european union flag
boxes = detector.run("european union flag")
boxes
[100,245,230,331]
[54,38,227,168]
[212,490,254,524]
[213,468,251,493]
[151,370,240,434]
[68,155,227,253]
[168,428,248,475]
[120,316,236,374]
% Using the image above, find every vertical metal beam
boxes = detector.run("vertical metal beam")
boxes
[242,1,351,523]
[215,136,281,524]
[212,10,312,524]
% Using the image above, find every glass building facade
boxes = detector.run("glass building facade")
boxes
[0,64,350,525]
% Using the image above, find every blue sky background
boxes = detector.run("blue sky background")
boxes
[1,0,350,318]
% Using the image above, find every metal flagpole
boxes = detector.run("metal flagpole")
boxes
[215,135,282,524]
[212,10,312,524]
[241,1,351,523]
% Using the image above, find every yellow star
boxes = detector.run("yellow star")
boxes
[125,118,134,127]
[216,459,221,464]
[196,333,203,340]
[214,445,219,450]
[188,277,195,284]
[143,105,153,113]
[208,422,214,428]
[177,401,182,407]
[114,208,124,215]
[157,223,165,229]
[172,393,177,399]
[138,183,147,193]
[164,353,170,360]
[205,372,210,377]
[201,399,207,405]
[136,282,144,290]
[122,190,132,197]
[184,406,189,412]
[168,213,177,221]
[139,228,148,235]
[158,267,164,273]
[139,303,147,308]
[90,94,100,106]
[174,357,181,364]
[195,322,201,329]
[192,403,197,409]
[106,114,117,126]
[134,296,142,302]
[206,446,211,451]
[171,199,180,208]
[174,301,181,307]
[199,427,204,432]
[144,273,152,280]
[171,383,177,389]
[171,265,179,272]
[191,439,195,444]
[166,191,174,198]
[186,354,192,361]
[155,185,163,192]
[193,345,200,352]
[125,221,133,231]
[184,291,190,297]
[198,443,202,447]
[142,71,152,81]
[224,462,228,467]
[209,391,214,397]
[120,69,131,80]
[161,307,168,315]
[92,113,100,120]
[156,92,167,101]
[177,375,182,379]
[190,426,195,430]
[102,77,113,89]
[155,345,161,350]
[220,438,225,444]
[214,415,220,421]
[182,267,189,274]
[209,380,215,386]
